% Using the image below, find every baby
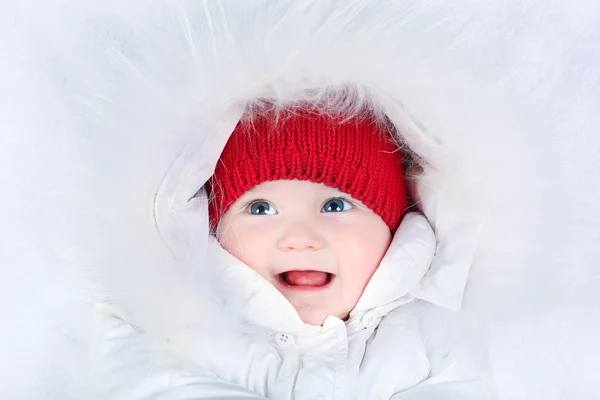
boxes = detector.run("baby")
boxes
[207,105,409,326]
[95,102,483,399]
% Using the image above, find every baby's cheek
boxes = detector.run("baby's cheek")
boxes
[344,232,389,285]
[338,241,376,285]
[220,225,271,277]
[218,223,252,263]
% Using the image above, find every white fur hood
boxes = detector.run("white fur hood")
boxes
[1,1,599,399]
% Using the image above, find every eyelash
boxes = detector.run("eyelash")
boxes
[243,198,270,209]
[323,196,355,209]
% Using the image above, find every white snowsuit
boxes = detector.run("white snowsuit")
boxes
[92,213,487,399]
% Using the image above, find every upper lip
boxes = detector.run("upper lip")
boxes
[274,267,334,275]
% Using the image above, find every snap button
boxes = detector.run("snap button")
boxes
[275,332,296,348]
[361,313,378,328]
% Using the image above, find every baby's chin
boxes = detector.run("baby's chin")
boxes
[293,304,348,327]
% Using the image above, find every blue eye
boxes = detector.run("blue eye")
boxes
[322,198,353,213]
[248,200,277,215]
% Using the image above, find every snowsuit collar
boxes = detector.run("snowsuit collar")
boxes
[205,212,467,334]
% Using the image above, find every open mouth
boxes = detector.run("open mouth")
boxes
[277,270,334,290]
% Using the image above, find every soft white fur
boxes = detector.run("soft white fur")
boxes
[1,1,599,398]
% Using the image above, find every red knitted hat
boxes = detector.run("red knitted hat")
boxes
[207,106,409,232]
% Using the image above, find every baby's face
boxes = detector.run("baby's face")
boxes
[216,179,391,326]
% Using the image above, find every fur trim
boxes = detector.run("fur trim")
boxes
[2,1,600,398]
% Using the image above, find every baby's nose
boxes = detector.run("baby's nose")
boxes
[277,225,324,251]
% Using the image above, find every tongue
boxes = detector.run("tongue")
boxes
[285,271,329,286]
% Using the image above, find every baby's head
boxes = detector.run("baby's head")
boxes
[208,105,408,326]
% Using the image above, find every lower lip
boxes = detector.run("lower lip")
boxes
[275,274,335,292]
